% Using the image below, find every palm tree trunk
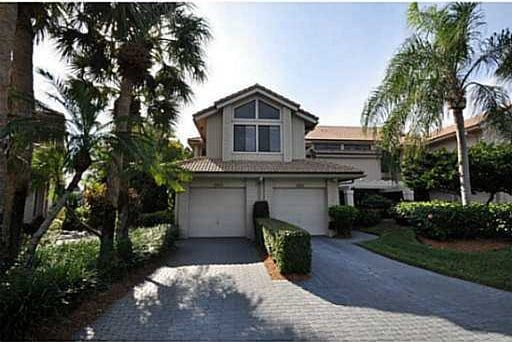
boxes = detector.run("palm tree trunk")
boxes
[0,4,18,270]
[100,76,133,263]
[24,170,84,269]
[453,108,472,205]
[6,3,34,262]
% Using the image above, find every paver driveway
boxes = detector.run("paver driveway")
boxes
[77,232,512,341]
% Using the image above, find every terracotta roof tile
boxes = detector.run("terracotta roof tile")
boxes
[306,126,379,141]
[179,157,363,175]
[427,114,485,141]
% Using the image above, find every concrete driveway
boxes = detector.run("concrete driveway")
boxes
[77,234,512,341]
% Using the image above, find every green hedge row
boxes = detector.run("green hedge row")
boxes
[136,210,174,227]
[255,218,311,274]
[393,201,512,240]
[328,205,382,236]
[0,224,178,340]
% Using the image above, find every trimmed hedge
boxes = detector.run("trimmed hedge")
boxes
[255,218,311,274]
[0,223,177,340]
[136,210,174,227]
[355,209,382,228]
[393,201,512,240]
[328,205,359,237]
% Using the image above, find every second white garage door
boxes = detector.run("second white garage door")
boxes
[271,188,328,235]
[189,187,246,237]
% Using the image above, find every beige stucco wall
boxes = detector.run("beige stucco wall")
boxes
[204,94,307,162]
[206,113,222,158]
[316,156,381,181]
[175,176,339,239]
[429,131,481,152]
[292,115,306,159]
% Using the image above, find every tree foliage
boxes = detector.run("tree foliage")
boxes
[362,2,512,204]
[401,142,512,202]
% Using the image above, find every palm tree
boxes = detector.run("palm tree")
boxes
[0,4,17,269]
[0,3,65,268]
[362,2,511,205]
[24,71,110,268]
[56,3,210,262]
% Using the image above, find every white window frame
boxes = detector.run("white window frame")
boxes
[232,98,282,154]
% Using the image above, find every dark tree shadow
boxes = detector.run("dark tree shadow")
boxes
[76,239,320,341]
[294,236,512,337]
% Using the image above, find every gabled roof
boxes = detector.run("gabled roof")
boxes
[179,157,363,175]
[192,84,318,123]
[306,126,379,142]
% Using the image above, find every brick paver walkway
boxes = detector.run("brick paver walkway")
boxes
[77,233,512,341]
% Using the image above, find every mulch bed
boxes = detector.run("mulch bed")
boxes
[33,250,174,341]
[261,253,310,282]
[418,236,512,253]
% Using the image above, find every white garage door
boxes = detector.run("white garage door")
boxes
[189,187,246,237]
[272,188,328,235]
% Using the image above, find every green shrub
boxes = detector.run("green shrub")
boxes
[328,205,359,237]
[253,201,270,247]
[136,210,174,227]
[0,224,175,340]
[255,218,311,274]
[359,194,393,210]
[393,201,512,240]
[355,209,382,228]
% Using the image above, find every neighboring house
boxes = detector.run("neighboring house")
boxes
[426,113,512,203]
[176,84,364,238]
[305,126,414,204]
[22,107,65,224]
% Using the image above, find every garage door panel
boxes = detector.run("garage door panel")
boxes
[189,188,245,237]
[272,188,328,235]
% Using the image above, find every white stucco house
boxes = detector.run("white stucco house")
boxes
[176,84,364,239]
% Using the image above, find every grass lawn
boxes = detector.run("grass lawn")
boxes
[358,220,512,292]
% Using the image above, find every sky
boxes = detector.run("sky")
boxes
[33,2,512,146]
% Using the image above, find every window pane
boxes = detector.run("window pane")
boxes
[258,125,280,152]
[258,126,270,152]
[269,126,280,152]
[234,125,256,152]
[245,125,256,151]
[258,101,280,119]
[314,143,341,151]
[344,144,371,151]
[234,100,256,119]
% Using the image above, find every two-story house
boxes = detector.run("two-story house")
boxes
[305,126,414,204]
[176,84,364,239]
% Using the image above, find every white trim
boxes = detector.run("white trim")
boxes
[192,173,364,179]
[295,110,318,124]
[216,88,299,111]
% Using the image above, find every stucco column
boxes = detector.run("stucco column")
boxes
[343,189,355,207]
[403,189,414,201]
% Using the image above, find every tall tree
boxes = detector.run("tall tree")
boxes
[362,2,512,205]
[0,4,17,270]
[0,3,64,268]
[56,3,209,262]
[24,72,109,267]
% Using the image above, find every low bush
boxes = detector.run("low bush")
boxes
[355,209,382,228]
[359,194,393,211]
[328,205,359,237]
[0,224,176,340]
[255,218,311,274]
[136,210,174,227]
[393,201,512,240]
